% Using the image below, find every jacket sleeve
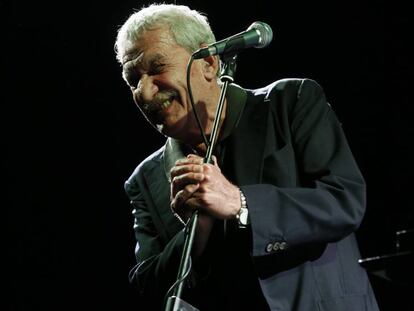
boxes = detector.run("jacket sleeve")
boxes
[124,171,186,308]
[241,79,366,258]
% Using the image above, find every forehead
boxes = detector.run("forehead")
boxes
[121,27,176,66]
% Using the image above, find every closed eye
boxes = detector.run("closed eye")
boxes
[148,62,165,75]
[123,53,167,88]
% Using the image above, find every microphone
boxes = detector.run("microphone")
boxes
[192,21,273,59]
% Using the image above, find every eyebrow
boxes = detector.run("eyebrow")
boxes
[123,52,166,69]
[122,52,167,87]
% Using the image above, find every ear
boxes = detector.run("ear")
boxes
[201,55,220,81]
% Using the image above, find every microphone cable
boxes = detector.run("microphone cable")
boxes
[185,56,210,149]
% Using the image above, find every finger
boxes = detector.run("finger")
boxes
[184,183,200,195]
[170,163,203,180]
[187,153,202,160]
[170,190,186,213]
[171,172,204,197]
[185,196,202,210]
[211,155,218,165]
[171,184,200,213]
[171,176,201,199]
[175,155,203,166]
[204,156,221,173]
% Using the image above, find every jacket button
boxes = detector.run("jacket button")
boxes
[266,243,274,253]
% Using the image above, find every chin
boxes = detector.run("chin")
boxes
[157,119,187,139]
[156,123,179,139]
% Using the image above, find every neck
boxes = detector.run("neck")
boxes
[189,115,226,157]
[186,83,227,155]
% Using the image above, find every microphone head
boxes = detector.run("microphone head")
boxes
[248,21,273,48]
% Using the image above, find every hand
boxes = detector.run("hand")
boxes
[170,154,240,221]
[170,154,241,257]
[170,154,204,222]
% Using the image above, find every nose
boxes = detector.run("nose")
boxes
[133,74,159,104]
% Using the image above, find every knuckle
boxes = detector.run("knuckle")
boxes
[176,190,185,202]
[202,173,210,182]
[203,164,213,173]
[170,166,181,178]
[172,175,181,186]
[183,185,191,195]
[197,184,207,193]
[199,192,208,202]
[176,158,185,165]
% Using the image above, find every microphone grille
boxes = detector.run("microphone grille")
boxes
[249,21,273,48]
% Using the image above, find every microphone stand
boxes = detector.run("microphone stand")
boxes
[165,54,238,311]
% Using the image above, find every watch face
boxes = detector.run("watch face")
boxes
[239,208,249,225]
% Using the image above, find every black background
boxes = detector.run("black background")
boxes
[4,0,413,310]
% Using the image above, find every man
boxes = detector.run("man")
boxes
[115,4,379,311]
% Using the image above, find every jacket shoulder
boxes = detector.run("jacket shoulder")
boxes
[249,78,323,98]
[124,145,165,198]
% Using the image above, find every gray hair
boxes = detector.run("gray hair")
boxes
[115,4,216,64]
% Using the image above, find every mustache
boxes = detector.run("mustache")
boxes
[141,90,179,112]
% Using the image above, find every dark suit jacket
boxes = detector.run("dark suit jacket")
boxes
[125,79,379,310]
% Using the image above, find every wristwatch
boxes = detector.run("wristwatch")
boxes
[236,189,249,228]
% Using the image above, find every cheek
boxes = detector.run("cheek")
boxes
[190,62,204,79]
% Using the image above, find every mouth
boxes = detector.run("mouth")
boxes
[160,98,174,111]
[143,92,178,124]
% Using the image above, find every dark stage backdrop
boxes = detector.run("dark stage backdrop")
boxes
[4,0,412,310]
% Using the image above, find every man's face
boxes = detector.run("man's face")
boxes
[121,27,211,143]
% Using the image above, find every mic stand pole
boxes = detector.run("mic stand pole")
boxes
[165,54,238,311]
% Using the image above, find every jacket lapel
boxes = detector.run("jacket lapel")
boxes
[142,144,184,242]
[225,92,270,185]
